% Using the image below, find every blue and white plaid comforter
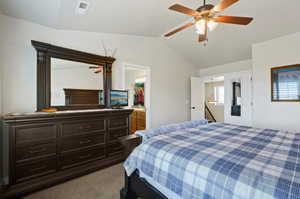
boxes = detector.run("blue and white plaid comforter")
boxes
[124,122,300,199]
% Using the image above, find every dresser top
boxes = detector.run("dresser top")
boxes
[2,108,133,120]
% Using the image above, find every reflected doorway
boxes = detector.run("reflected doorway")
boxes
[123,64,151,133]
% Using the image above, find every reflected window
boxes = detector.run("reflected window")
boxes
[214,86,224,104]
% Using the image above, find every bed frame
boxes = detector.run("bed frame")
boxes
[119,134,168,199]
[120,170,168,199]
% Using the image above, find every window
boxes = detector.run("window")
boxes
[214,86,224,104]
[271,65,300,101]
[275,81,298,100]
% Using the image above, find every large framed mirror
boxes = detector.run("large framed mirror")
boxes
[32,40,115,111]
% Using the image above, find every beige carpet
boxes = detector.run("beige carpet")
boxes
[24,164,124,199]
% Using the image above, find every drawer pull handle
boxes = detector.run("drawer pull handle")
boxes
[79,140,91,145]
[30,166,46,172]
[29,148,47,154]
[79,154,92,159]
[80,125,92,130]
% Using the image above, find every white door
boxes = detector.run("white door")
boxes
[191,77,205,120]
[224,71,253,126]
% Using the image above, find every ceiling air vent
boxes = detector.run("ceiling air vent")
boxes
[76,0,90,15]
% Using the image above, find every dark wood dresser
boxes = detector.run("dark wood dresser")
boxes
[0,109,133,199]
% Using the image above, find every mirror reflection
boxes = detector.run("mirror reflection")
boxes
[51,58,104,106]
[231,81,241,116]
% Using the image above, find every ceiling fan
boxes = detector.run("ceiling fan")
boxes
[164,0,253,44]
[89,66,103,74]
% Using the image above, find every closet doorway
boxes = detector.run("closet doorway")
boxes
[122,64,151,133]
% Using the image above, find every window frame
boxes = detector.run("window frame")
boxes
[271,64,300,102]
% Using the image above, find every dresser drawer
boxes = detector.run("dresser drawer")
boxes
[61,119,105,137]
[109,117,128,129]
[15,124,57,145]
[15,157,57,183]
[107,142,124,157]
[16,142,56,162]
[60,146,105,169]
[61,133,105,152]
[108,128,128,142]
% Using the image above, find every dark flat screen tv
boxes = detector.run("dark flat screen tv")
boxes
[110,90,128,107]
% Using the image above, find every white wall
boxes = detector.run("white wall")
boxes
[198,59,252,77]
[0,14,197,128]
[252,32,300,132]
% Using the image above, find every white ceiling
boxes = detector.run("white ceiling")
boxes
[1,0,300,67]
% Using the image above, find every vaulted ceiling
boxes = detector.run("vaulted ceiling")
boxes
[1,0,300,68]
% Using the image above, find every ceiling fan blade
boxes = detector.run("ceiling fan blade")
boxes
[94,70,102,74]
[89,66,100,69]
[213,16,253,25]
[164,22,195,37]
[213,0,239,12]
[169,4,200,17]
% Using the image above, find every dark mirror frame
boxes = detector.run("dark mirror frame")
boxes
[32,40,115,111]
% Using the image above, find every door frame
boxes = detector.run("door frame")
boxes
[122,63,151,129]
[191,76,225,121]
[196,70,253,126]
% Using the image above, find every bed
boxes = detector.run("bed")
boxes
[121,120,300,199]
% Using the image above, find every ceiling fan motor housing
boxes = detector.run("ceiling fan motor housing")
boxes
[195,4,215,20]
[197,4,214,12]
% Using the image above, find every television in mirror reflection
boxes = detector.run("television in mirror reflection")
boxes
[271,64,300,102]
[51,58,104,106]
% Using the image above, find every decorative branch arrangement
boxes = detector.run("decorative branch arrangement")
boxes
[101,40,118,57]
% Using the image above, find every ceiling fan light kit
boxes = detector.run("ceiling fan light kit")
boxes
[165,0,253,45]
[195,19,218,34]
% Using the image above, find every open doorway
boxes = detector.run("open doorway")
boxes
[123,64,151,133]
[204,76,224,122]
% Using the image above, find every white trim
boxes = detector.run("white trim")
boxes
[122,63,151,129]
